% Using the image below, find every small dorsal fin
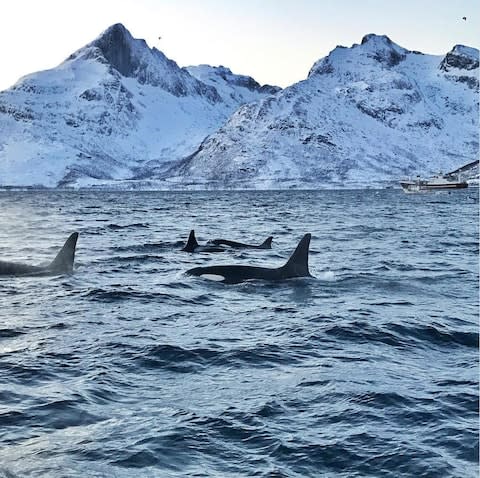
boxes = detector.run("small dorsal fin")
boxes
[282,234,311,277]
[260,236,273,249]
[182,229,199,252]
[49,233,79,274]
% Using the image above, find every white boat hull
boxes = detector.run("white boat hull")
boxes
[400,177,468,193]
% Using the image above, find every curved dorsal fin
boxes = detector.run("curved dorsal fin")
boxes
[49,233,79,274]
[182,229,199,252]
[281,233,311,277]
[260,236,273,249]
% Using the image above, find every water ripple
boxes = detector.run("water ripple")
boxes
[0,189,477,477]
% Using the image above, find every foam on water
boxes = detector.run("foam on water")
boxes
[317,270,336,281]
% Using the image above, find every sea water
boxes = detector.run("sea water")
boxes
[0,189,478,477]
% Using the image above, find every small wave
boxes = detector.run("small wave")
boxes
[83,288,171,302]
[112,242,180,253]
[297,379,331,388]
[0,287,19,295]
[351,391,414,408]
[390,323,478,349]
[0,329,25,339]
[18,399,102,430]
[112,450,161,468]
[0,410,24,427]
[47,322,68,330]
[437,391,479,414]
[135,343,302,372]
[1,362,56,383]
[135,344,217,373]
[371,300,414,306]
[323,321,409,348]
[256,400,288,418]
[106,223,149,230]
[434,378,477,387]
[112,254,167,264]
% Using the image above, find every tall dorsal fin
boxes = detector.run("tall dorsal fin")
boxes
[260,236,273,249]
[281,233,311,277]
[182,229,199,252]
[48,233,79,274]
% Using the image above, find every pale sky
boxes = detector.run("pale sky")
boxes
[0,0,478,91]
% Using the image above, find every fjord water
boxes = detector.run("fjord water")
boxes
[0,189,478,478]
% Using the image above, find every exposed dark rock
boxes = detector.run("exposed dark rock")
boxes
[361,34,393,45]
[259,84,281,94]
[356,101,404,121]
[82,24,222,103]
[370,50,406,67]
[413,118,443,129]
[440,47,479,71]
[0,103,34,121]
[312,59,334,75]
[446,75,479,90]
[92,23,138,78]
[301,134,336,147]
[80,89,102,101]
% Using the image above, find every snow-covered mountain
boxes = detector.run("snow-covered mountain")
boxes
[0,28,478,189]
[169,35,479,189]
[0,23,278,187]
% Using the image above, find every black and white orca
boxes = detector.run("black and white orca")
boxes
[182,230,225,253]
[187,234,312,284]
[0,233,79,277]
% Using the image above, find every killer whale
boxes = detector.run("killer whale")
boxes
[182,230,225,253]
[0,233,79,277]
[187,234,312,284]
[209,236,273,249]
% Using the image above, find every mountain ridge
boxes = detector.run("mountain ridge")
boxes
[0,26,477,189]
[167,33,478,189]
[0,23,279,187]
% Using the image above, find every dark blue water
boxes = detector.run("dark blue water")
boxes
[0,189,478,477]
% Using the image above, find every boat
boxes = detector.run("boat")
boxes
[400,173,468,193]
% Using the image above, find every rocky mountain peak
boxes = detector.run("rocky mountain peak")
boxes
[357,33,407,66]
[308,33,408,78]
[0,27,477,189]
[173,34,478,190]
[65,23,221,101]
[360,33,393,46]
[90,23,140,77]
[0,23,280,187]
[440,45,479,71]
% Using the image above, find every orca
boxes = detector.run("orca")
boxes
[0,233,79,277]
[187,233,312,284]
[209,236,273,249]
[182,230,225,253]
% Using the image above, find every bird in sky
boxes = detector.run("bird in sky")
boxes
[462,16,467,21]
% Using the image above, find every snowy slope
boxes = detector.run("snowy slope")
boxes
[0,24,277,187]
[0,29,477,189]
[171,34,479,189]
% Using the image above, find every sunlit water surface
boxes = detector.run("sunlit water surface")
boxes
[0,189,478,477]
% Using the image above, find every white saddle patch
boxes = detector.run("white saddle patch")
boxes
[201,274,225,282]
